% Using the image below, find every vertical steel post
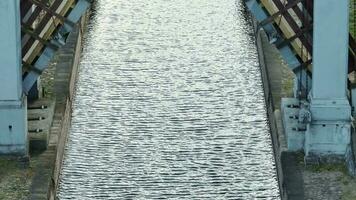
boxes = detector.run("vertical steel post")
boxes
[0,0,28,155]
[306,0,351,156]
[312,0,349,100]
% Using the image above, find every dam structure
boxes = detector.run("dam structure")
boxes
[1,0,356,199]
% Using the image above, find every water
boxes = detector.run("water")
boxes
[58,0,280,199]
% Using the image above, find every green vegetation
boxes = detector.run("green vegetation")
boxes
[295,151,349,174]
[304,163,356,200]
[281,73,294,97]
[306,163,348,174]
[40,57,57,99]
[0,158,32,200]
[294,152,356,199]
[302,161,356,200]
[341,175,356,200]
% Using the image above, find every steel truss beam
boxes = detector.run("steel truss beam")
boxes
[20,0,91,94]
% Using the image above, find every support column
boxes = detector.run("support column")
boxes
[307,0,351,156]
[0,0,28,155]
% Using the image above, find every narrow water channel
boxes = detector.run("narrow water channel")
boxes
[58,0,280,199]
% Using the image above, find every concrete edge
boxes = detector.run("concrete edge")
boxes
[47,15,87,200]
[252,17,287,200]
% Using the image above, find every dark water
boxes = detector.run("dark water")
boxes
[58,0,280,199]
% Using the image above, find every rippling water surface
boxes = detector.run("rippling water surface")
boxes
[58,0,280,199]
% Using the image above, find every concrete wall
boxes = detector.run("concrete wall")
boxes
[48,15,87,200]
[253,18,286,200]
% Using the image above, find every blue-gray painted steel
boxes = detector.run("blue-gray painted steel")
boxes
[306,0,351,156]
[23,0,91,93]
[0,0,23,100]
[246,0,353,158]
[312,0,349,99]
[0,0,28,155]
[245,0,310,96]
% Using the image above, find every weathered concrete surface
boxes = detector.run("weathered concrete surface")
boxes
[255,23,302,200]
[29,17,85,200]
[49,16,86,199]
[255,15,356,200]
[0,158,31,200]
[28,100,55,151]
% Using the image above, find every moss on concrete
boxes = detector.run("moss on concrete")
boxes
[341,175,356,200]
[304,163,356,200]
[292,151,356,199]
[294,151,348,175]
[306,163,348,174]
[41,59,57,99]
[281,72,294,97]
[0,158,33,200]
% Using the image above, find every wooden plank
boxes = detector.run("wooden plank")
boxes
[21,5,43,41]
[23,0,76,65]
[22,0,63,58]
[260,0,311,62]
[30,0,76,27]
[259,0,302,27]
[288,1,313,47]
[21,0,34,19]
[271,0,312,55]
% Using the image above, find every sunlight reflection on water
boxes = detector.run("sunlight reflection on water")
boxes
[58,0,280,199]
